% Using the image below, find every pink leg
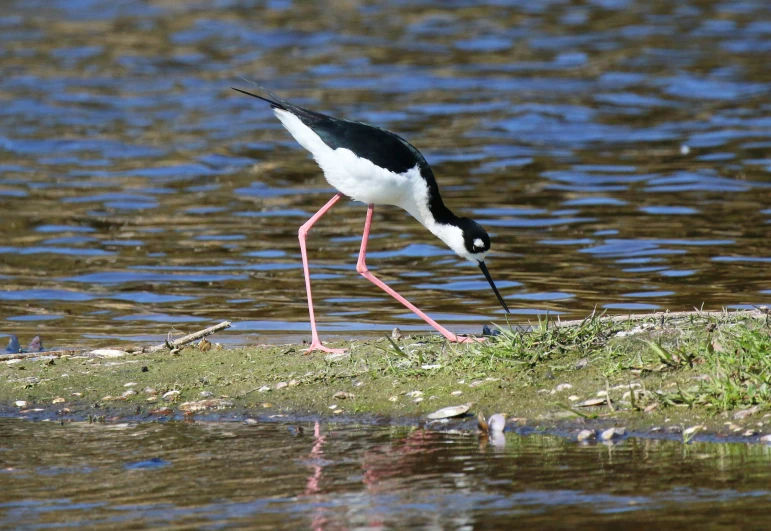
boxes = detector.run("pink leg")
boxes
[299,193,347,354]
[356,205,483,344]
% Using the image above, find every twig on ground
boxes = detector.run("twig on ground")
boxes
[147,321,231,353]
[0,321,232,361]
[0,348,90,361]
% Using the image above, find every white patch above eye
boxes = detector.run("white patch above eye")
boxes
[473,238,484,248]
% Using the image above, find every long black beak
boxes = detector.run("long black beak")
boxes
[478,261,510,314]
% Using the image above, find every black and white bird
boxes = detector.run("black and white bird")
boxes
[234,85,510,353]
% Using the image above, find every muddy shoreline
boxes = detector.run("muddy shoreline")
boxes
[2,309,770,445]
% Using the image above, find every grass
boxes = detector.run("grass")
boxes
[1,309,770,437]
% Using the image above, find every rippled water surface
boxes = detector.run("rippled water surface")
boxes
[1,0,769,347]
[2,419,771,529]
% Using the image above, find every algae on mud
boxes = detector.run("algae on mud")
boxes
[1,310,770,441]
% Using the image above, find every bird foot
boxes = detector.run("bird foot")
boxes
[454,335,486,344]
[304,341,347,354]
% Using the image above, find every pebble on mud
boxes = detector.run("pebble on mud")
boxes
[288,379,299,387]
[451,390,463,396]
[258,386,271,393]
[14,400,28,408]
[244,418,258,426]
[52,397,65,404]
[406,390,423,398]
[555,383,573,392]
[388,396,398,402]
[146,396,158,403]
[71,392,83,397]
[121,389,138,398]
[199,391,214,398]
[150,407,172,415]
[143,387,157,395]
[275,382,288,390]
[124,382,138,387]
[601,427,626,441]
[760,434,771,444]
[577,429,596,442]
[333,391,354,399]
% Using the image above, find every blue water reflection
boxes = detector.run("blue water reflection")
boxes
[0,0,769,346]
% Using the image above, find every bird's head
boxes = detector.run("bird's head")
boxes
[438,217,510,315]
[455,217,491,262]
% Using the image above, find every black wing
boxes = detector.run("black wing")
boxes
[233,85,454,222]
[232,86,430,175]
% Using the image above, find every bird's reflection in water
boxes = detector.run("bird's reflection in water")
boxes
[301,424,444,530]
[304,421,328,531]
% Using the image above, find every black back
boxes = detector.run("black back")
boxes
[233,86,456,225]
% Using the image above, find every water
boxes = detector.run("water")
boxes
[1,418,771,529]
[0,0,770,348]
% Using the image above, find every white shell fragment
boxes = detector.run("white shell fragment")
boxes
[427,403,472,420]
[179,399,234,412]
[90,349,128,358]
[734,406,760,420]
[487,414,507,434]
[600,427,626,441]
[577,397,609,407]
[162,390,180,401]
[577,429,596,441]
